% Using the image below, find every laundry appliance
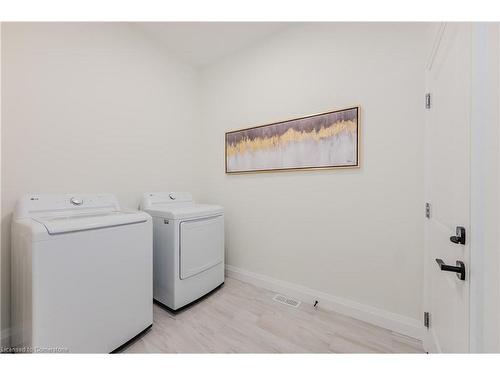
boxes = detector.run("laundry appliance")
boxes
[140,192,224,310]
[11,193,153,353]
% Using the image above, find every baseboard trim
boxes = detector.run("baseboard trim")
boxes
[225,265,424,340]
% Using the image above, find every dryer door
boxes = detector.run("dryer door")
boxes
[179,215,224,280]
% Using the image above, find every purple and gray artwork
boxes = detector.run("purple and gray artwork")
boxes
[225,107,359,173]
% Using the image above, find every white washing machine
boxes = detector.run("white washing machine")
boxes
[11,193,153,353]
[140,192,224,310]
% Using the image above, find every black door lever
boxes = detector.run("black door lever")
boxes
[450,226,466,245]
[435,258,466,280]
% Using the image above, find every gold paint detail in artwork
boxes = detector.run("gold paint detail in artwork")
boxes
[226,119,357,157]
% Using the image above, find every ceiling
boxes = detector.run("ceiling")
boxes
[133,22,291,67]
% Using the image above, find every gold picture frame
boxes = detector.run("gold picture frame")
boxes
[225,106,361,174]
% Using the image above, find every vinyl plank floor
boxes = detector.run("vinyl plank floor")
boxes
[121,277,424,353]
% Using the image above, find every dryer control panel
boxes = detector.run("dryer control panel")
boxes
[141,192,194,210]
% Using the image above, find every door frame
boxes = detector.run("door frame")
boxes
[0,21,5,348]
[468,22,500,353]
[423,22,447,353]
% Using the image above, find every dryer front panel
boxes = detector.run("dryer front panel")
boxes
[179,215,224,280]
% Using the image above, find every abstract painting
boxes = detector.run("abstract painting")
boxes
[225,106,359,173]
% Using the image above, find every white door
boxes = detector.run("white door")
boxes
[424,23,471,353]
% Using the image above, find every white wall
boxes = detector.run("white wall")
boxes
[0,23,201,344]
[199,23,429,321]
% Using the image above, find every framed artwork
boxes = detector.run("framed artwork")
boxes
[225,106,360,174]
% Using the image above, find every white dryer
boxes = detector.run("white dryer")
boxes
[11,193,153,353]
[140,192,224,310]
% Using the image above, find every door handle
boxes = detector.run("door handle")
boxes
[450,226,466,245]
[435,258,466,280]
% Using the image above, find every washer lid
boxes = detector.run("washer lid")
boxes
[145,203,223,220]
[33,211,148,234]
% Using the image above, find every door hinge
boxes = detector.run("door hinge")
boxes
[425,93,431,109]
[424,312,430,329]
[425,202,431,219]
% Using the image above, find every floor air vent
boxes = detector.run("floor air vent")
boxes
[273,294,301,308]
